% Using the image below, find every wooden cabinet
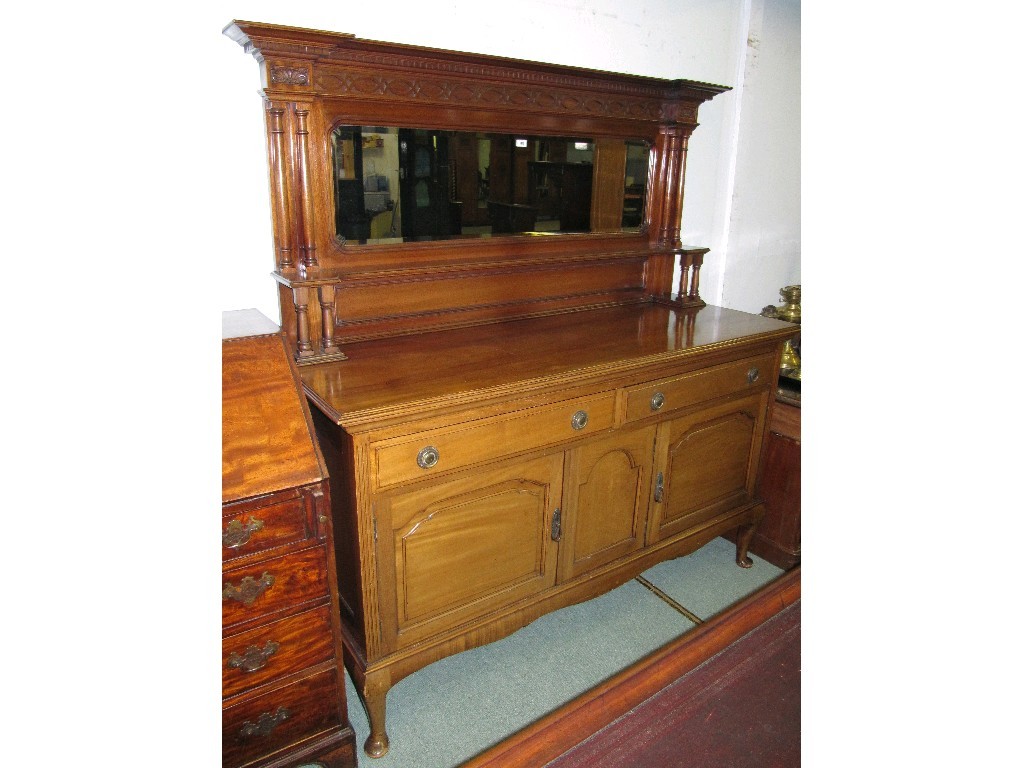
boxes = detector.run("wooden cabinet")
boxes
[305,305,794,758]
[750,392,801,569]
[222,311,356,768]
[223,23,799,760]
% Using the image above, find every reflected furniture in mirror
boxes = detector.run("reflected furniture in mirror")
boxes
[225,20,797,760]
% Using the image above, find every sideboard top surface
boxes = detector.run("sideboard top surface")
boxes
[301,304,795,427]
[223,330,326,502]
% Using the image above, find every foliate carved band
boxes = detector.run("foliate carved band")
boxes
[270,66,310,86]
[316,70,664,120]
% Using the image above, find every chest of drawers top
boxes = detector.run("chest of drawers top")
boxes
[223,311,327,504]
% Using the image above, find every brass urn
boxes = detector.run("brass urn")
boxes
[777,285,801,324]
[761,284,801,380]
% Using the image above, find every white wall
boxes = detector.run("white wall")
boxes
[199,0,799,322]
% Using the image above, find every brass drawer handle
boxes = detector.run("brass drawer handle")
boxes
[227,641,280,673]
[223,572,276,606]
[416,446,440,469]
[571,410,589,430]
[747,367,760,384]
[650,392,665,411]
[222,517,264,549]
[239,706,290,739]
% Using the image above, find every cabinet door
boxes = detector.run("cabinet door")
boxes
[376,454,563,650]
[647,392,768,544]
[558,426,656,581]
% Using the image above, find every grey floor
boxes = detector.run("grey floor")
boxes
[326,537,782,768]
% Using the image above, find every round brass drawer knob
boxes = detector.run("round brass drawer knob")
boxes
[571,410,589,430]
[416,446,440,469]
[747,367,760,384]
[650,392,665,411]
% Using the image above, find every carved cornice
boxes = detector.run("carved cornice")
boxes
[227,21,727,124]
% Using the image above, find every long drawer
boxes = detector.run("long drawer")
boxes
[222,605,335,699]
[222,546,329,629]
[622,352,776,424]
[372,391,616,488]
[222,492,316,564]
[222,667,343,767]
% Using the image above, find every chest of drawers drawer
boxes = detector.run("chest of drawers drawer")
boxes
[222,667,344,768]
[222,546,330,629]
[222,491,318,564]
[622,352,776,424]
[222,605,335,699]
[371,390,616,489]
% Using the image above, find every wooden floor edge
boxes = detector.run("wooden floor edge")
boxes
[460,566,801,768]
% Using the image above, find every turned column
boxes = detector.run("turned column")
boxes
[264,100,296,270]
[291,286,315,359]
[650,124,692,250]
[294,107,318,267]
[317,284,345,359]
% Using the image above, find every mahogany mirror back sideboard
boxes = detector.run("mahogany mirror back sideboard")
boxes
[224,20,797,761]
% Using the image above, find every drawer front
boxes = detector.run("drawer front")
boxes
[623,353,776,424]
[222,546,329,628]
[222,667,343,767]
[372,391,616,488]
[222,605,335,699]
[222,493,316,564]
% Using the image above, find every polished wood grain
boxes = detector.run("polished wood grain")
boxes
[222,667,344,767]
[221,490,316,564]
[222,332,326,502]
[622,350,777,424]
[558,425,656,580]
[222,315,355,768]
[751,397,801,568]
[222,546,330,631]
[222,605,335,698]
[648,392,767,545]
[371,390,616,488]
[303,303,795,426]
[379,454,563,650]
[296,288,792,759]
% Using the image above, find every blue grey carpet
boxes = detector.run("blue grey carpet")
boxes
[319,537,783,768]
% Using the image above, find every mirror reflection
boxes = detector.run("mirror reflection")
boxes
[331,126,649,244]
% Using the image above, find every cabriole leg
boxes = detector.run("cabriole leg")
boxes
[362,671,391,758]
[735,520,759,569]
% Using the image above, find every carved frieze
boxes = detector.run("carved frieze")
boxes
[315,66,667,122]
[270,65,311,86]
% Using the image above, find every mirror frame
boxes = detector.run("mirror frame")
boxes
[226,21,729,354]
[226,20,727,274]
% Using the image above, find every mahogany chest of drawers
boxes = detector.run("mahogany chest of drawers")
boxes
[222,310,356,768]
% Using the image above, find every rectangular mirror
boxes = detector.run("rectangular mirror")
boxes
[331,125,649,244]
